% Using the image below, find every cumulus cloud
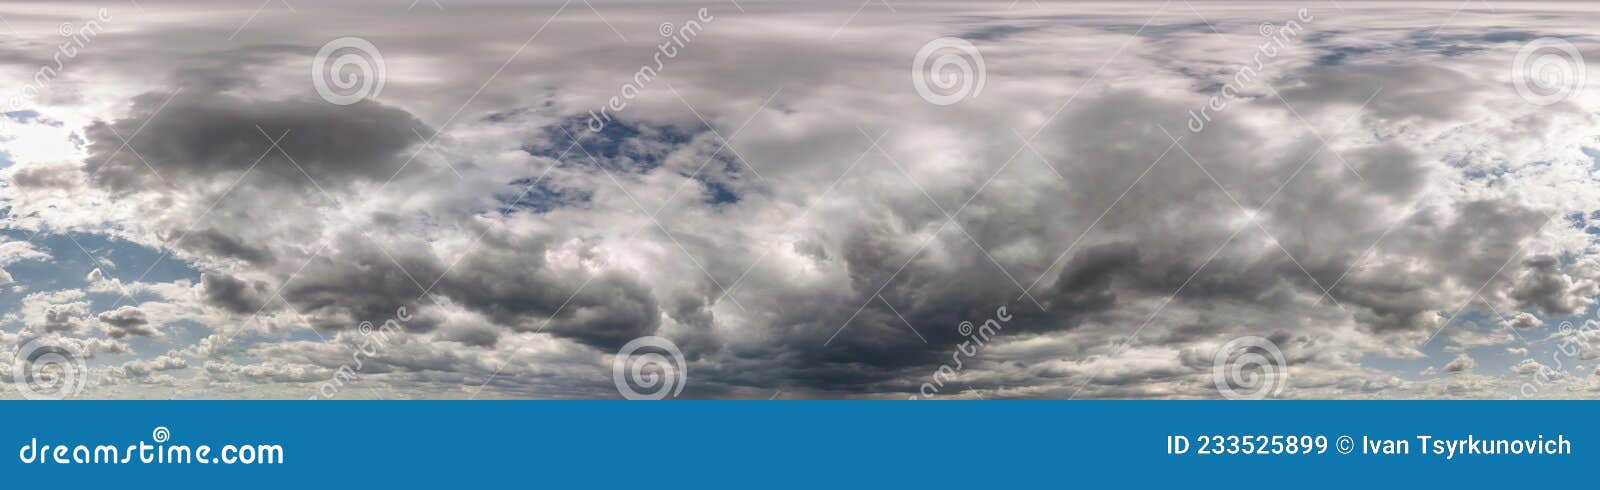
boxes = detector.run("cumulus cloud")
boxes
[200,273,275,315]
[1444,353,1476,373]
[0,238,49,266]
[13,290,94,334]
[0,237,48,290]
[1505,312,1542,330]
[1512,256,1596,316]
[1512,359,1562,379]
[118,354,189,379]
[96,306,158,338]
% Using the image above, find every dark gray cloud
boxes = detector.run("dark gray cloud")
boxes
[201,272,275,315]
[184,228,276,266]
[84,90,430,193]
[1512,255,1595,316]
[97,306,156,338]
[428,232,663,350]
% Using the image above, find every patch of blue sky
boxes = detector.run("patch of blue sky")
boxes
[2,110,41,125]
[2,230,200,306]
[1,230,209,363]
[703,178,739,206]
[1362,309,1544,381]
[126,318,223,362]
[514,114,743,211]
[497,178,591,215]
[1582,147,1600,171]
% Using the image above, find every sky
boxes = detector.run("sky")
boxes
[2,0,1600,399]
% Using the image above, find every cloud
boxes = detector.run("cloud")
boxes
[2,1,1599,399]
[1512,256,1595,316]
[1505,312,1541,330]
[117,355,188,379]
[1442,321,1514,351]
[200,272,275,315]
[1512,359,1562,379]
[96,305,157,338]
[14,290,93,334]
[0,238,50,266]
[83,91,431,195]
[1444,353,1476,373]
[203,360,326,384]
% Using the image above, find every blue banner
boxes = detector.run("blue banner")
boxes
[0,401,1589,488]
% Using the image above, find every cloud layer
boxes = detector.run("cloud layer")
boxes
[3,0,1600,399]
